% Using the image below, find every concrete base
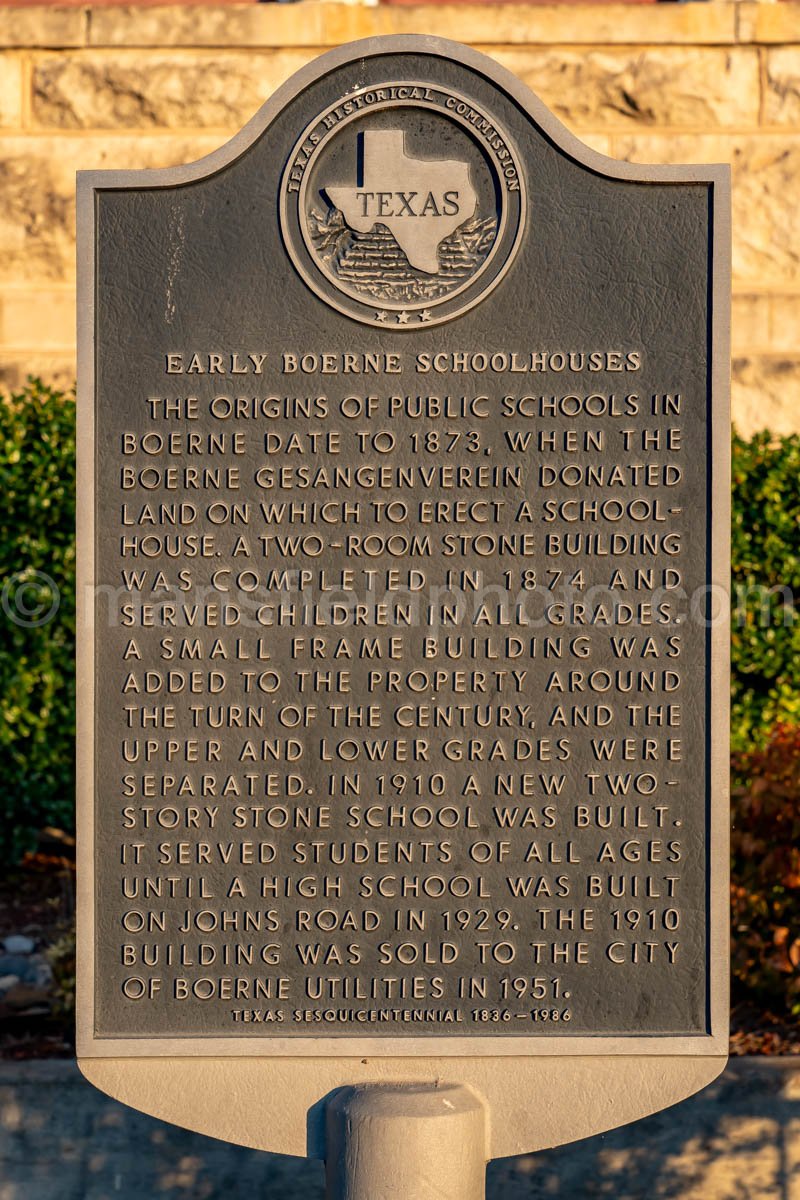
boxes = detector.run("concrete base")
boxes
[324,1084,487,1200]
[78,1053,726,1159]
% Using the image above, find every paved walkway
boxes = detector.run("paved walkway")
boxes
[1,1058,799,1198]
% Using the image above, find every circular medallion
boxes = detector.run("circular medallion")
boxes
[280,83,526,329]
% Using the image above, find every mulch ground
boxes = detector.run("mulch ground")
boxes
[0,846,75,1060]
[729,1002,800,1056]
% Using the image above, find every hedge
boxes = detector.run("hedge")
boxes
[0,382,799,861]
[732,430,800,749]
[0,380,75,864]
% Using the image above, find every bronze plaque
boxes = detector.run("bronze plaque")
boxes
[77,36,729,1076]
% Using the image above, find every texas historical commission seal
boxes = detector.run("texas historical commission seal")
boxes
[279,83,526,328]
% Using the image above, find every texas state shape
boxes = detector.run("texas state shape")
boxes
[326,129,477,274]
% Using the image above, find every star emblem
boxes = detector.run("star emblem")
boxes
[419,310,432,323]
[397,310,410,325]
[375,310,388,322]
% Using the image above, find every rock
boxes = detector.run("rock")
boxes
[29,954,53,988]
[0,952,51,985]
[0,954,35,979]
[0,982,52,1014]
[4,935,35,955]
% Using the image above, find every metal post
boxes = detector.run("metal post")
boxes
[325,1083,487,1200]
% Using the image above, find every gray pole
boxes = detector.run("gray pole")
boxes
[325,1083,487,1200]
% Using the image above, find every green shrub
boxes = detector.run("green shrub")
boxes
[732,429,800,750]
[0,378,75,864]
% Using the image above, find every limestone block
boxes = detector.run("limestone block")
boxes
[32,49,318,130]
[0,353,75,392]
[738,2,800,47]
[767,295,800,354]
[733,356,800,437]
[0,288,74,349]
[732,294,770,354]
[334,5,716,49]
[87,5,330,50]
[0,7,85,49]
[0,54,23,128]
[487,48,758,131]
[0,134,221,282]
[764,48,800,127]
[85,4,737,50]
[0,147,75,283]
[721,140,800,290]
[612,134,800,288]
[38,44,758,135]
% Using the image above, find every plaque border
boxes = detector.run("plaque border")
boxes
[76,34,730,1062]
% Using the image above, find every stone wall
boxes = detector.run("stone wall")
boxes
[1,2,798,433]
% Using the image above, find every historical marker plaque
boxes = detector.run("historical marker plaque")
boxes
[77,36,729,1156]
